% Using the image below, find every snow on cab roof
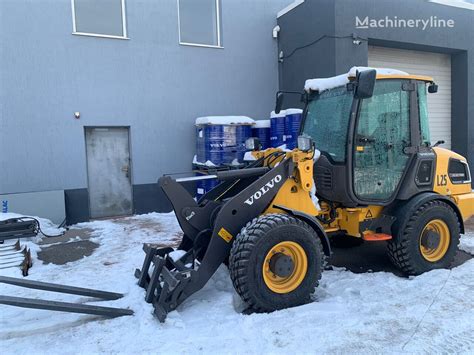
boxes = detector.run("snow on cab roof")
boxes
[195,116,255,125]
[304,66,409,93]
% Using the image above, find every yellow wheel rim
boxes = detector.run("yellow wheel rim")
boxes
[262,241,308,294]
[419,219,450,262]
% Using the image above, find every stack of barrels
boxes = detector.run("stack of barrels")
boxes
[257,108,303,150]
[193,110,303,199]
[194,116,254,199]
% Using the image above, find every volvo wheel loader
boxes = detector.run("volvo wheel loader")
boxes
[136,68,474,322]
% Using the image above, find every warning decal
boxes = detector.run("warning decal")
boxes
[365,209,373,219]
[218,227,234,243]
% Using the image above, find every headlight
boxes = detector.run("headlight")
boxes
[297,136,314,152]
[245,137,261,151]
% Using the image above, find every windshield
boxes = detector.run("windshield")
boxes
[302,86,353,162]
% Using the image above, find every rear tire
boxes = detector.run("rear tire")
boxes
[229,213,323,312]
[387,200,460,275]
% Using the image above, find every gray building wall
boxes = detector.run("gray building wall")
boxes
[0,0,291,222]
[277,0,473,175]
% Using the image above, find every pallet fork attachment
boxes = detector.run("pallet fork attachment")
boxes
[0,276,133,318]
[136,159,293,322]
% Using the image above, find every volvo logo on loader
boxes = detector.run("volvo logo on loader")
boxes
[244,175,282,206]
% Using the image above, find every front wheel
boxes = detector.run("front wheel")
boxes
[229,214,324,312]
[387,200,460,275]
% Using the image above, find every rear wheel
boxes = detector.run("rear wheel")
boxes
[387,200,460,275]
[229,214,323,312]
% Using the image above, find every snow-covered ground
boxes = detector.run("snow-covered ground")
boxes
[1,212,473,354]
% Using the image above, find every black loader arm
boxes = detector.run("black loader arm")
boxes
[137,158,294,322]
[159,176,201,239]
[189,159,293,289]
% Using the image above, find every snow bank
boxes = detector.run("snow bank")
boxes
[460,233,474,254]
[304,66,410,92]
[1,212,473,354]
[253,119,271,128]
[195,116,255,126]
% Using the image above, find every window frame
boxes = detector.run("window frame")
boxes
[71,0,129,40]
[177,0,223,49]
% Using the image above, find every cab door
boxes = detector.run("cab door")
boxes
[353,80,411,201]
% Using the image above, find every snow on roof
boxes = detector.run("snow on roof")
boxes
[347,66,408,77]
[253,120,271,128]
[270,110,286,118]
[195,116,255,126]
[285,108,303,115]
[304,66,410,93]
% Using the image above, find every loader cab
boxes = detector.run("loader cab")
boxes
[301,70,438,207]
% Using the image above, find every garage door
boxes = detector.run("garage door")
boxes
[368,46,451,148]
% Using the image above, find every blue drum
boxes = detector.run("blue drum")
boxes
[195,116,254,166]
[251,120,271,149]
[285,109,303,150]
[270,110,286,147]
[196,174,220,199]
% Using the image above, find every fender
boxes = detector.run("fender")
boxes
[273,204,332,256]
[389,192,465,241]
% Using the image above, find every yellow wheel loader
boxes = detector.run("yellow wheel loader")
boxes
[135,69,474,322]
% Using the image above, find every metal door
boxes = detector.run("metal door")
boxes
[353,80,410,201]
[85,127,133,218]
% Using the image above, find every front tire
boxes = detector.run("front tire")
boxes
[387,200,460,275]
[229,214,324,312]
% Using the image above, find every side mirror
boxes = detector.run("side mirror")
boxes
[354,69,376,99]
[275,92,284,114]
[428,83,438,93]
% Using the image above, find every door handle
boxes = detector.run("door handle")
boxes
[121,165,130,178]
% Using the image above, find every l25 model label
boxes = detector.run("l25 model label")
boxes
[436,174,448,186]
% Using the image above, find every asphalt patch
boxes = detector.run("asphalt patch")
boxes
[37,240,99,265]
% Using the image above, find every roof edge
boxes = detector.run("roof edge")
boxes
[277,0,304,18]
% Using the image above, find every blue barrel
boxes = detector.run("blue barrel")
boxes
[195,117,253,166]
[270,110,286,147]
[196,174,220,199]
[1,200,8,213]
[251,120,271,149]
[285,109,303,150]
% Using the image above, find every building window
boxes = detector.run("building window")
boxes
[178,0,223,48]
[71,0,128,39]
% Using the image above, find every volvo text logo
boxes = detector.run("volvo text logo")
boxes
[244,175,282,205]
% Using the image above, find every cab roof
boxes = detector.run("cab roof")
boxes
[304,66,434,93]
[371,74,434,81]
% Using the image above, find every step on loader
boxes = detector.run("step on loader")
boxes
[136,68,474,322]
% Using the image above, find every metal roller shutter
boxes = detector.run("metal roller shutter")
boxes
[368,46,451,148]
